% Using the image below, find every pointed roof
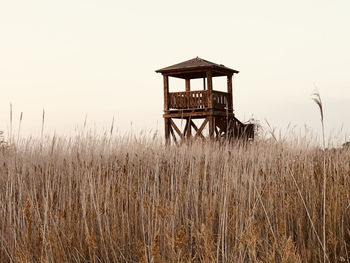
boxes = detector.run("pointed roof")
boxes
[156,57,239,79]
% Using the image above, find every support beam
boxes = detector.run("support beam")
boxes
[170,119,184,139]
[190,121,204,139]
[203,78,206,90]
[190,120,199,131]
[164,110,235,119]
[195,117,208,138]
[183,119,189,136]
[169,125,177,144]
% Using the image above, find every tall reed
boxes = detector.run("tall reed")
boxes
[312,92,327,262]
[0,132,349,262]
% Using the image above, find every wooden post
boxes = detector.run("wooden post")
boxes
[206,71,213,108]
[227,74,233,111]
[185,79,191,92]
[206,71,213,91]
[163,75,170,144]
[203,77,206,90]
[209,116,214,138]
[163,75,169,111]
[206,70,214,138]
[165,118,170,144]
[186,117,191,138]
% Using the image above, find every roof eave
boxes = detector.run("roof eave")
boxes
[156,66,210,74]
[156,66,239,75]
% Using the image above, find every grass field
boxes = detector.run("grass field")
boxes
[0,133,349,262]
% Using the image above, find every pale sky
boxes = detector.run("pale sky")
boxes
[0,0,349,142]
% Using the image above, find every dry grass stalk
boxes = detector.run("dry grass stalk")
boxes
[312,91,327,263]
[0,132,349,262]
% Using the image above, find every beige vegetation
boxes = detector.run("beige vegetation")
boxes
[0,133,349,263]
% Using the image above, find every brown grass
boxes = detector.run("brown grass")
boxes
[0,134,349,262]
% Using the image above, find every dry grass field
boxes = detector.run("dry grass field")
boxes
[0,133,349,262]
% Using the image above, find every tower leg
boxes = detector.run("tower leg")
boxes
[209,116,214,138]
[186,117,191,139]
[164,118,170,144]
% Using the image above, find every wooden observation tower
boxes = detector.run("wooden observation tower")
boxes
[156,57,254,144]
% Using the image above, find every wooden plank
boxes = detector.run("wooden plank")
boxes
[168,68,211,76]
[191,121,204,139]
[190,120,199,131]
[164,118,170,144]
[187,117,191,138]
[209,116,214,138]
[203,91,207,107]
[190,120,204,139]
[206,71,213,109]
[183,119,189,136]
[227,75,233,110]
[163,75,169,111]
[168,90,216,110]
[206,71,213,91]
[170,119,184,139]
[169,93,173,108]
[208,90,213,109]
[169,125,177,144]
[195,117,208,138]
[165,111,208,118]
[170,93,175,109]
[211,90,229,96]
[185,79,190,92]
[212,91,230,110]
[212,68,238,76]
[164,109,234,119]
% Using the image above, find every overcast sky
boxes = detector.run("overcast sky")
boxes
[0,0,349,142]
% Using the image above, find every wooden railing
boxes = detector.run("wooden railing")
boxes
[212,91,230,110]
[169,90,209,109]
[168,90,231,110]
